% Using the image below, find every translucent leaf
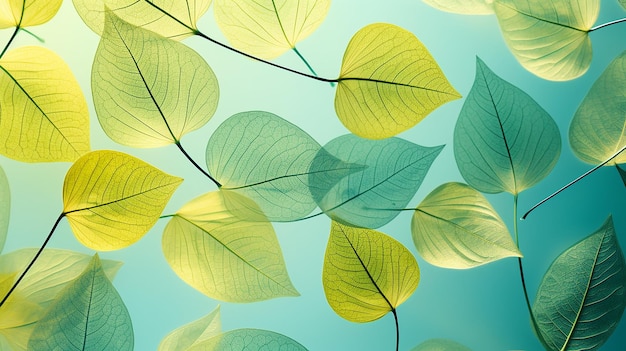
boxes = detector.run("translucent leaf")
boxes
[63,150,183,251]
[533,216,626,351]
[158,306,221,351]
[621,0,626,10]
[27,254,133,351]
[411,338,473,351]
[0,165,8,253]
[213,0,330,60]
[454,57,561,195]
[569,50,626,165]
[92,10,218,148]
[162,191,299,302]
[618,164,626,188]
[422,0,493,15]
[412,182,521,269]
[311,134,443,229]
[493,0,598,81]
[186,329,308,351]
[0,0,62,28]
[336,23,460,139]
[0,46,90,162]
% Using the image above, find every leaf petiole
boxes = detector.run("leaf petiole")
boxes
[0,26,20,59]
[19,27,44,42]
[589,17,626,32]
[175,141,221,188]
[292,47,335,87]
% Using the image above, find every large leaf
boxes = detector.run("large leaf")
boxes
[493,0,599,81]
[454,57,561,195]
[0,165,8,253]
[27,254,133,351]
[186,329,308,351]
[311,134,442,228]
[162,191,299,302]
[422,0,493,15]
[0,46,90,162]
[411,338,473,351]
[63,150,183,251]
[533,216,626,351]
[336,23,460,139]
[323,221,420,323]
[411,182,521,269]
[158,306,221,351]
[92,10,218,148]
[0,0,62,28]
[569,50,626,165]
[213,0,330,59]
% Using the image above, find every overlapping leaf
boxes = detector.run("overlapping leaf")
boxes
[336,23,460,139]
[454,57,560,195]
[0,0,62,28]
[92,10,218,148]
[187,329,309,351]
[618,164,626,187]
[0,165,8,253]
[158,306,221,351]
[411,338,473,351]
[422,0,493,15]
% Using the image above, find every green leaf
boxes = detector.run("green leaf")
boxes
[422,0,493,15]
[336,23,460,139]
[621,0,626,10]
[312,134,443,229]
[0,0,62,28]
[0,165,8,253]
[533,216,626,351]
[0,46,90,162]
[27,254,133,351]
[493,0,598,81]
[411,338,473,351]
[162,191,299,302]
[92,10,219,148]
[213,0,330,59]
[158,306,221,351]
[454,57,561,195]
[412,182,521,269]
[186,329,308,351]
[63,150,183,251]
[323,221,420,323]
[617,164,626,188]
[569,50,626,165]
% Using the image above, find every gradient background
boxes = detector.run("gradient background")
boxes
[1,1,625,350]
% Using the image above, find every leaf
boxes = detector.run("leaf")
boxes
[63,150,183,251]
[27,254,133,351]
[454,57,561,195]
[0,165,8,253]
[92,10,219,148]
[569,50,626,165]
[162,191,299,302]
[323,221,420,323]
[618,164,626,188]
[311,134,443,229]
[186,329,308,351]
[411,182,521,269]
[493,0,599,81]
[422,0,494,15]
[0,46,90,162]
[621,0,626,10]
[213,0,330,60]
[335,23,460,139]
[533,216,626,351]
[411,338,473,351]
[158,306,221,351]
[0,0,62,28]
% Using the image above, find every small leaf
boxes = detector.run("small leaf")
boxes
[422,0,493,15]
[63,150,183,251]
[186,329,309,351]
[569,50,626,165]
[92,10,219,148]
[621,0,626,10]
[27,254,133,351]
[411,338,473,351]
[617,164,626,188]
[533,216,626,351]
[158,306,221,351]
[0,165,8,253]
[162,191,299,302]
[0,46,90,162]
[412,182,521,269]
[0,0,62,28]
[336,23,460,139]
[454,57,561,195]
[323,221,420,323]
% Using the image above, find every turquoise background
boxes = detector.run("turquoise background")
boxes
[1,1,625,350]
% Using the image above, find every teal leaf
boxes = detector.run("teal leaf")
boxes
[186,329,308,351]
[0,165,8,253]
[411,338,473,351]
[617,164,626,188]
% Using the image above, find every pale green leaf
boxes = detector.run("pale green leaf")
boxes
[422,0,493,15]
[533,216,626,351]
[493,0,598,81]
[162,191,299,302]
[187,329,308,351]
[63,150,183,251]
[323,221,420,323]
[336,23,460,139]
[454,57,561,195]
[158,306,221,351]
[411,338,473,351]
[412,182,521,269]
[0,0,62,28]
[27,254,133,351]
[93,10,218,148]
[569,50,626,165]
[0,165,9,253]
[0,46,90,162]
[621,0,626,10]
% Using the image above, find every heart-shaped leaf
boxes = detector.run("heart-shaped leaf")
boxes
[411,338,473,351]
[0,0,62,28]
[0,165,8,253]
[422,0,493,15]
[186,329,309,351]
[158,306,221,351]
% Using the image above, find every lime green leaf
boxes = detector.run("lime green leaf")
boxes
[569,50,626,165]
[0,0,62,28]
[162,191,299,302]
[454,57,561,195]
[323,221,420,323]
[336,23,460,139]
[422,0,493,15]
[533,216,626,351]
[63,150,183,251]
[0,46,90,162]
[493,0,598,81]
[411,338,473,351]
[213,0,330,59]
[312,134,442,228]
[621,0,626,10]
[158,306,221,351]
[92,10,218,148]
[187,329,308,351]
[412,182,521,269]
[27,254,133,351]
[0,165,8,253]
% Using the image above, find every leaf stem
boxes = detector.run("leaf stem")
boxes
[589,17,626,32]
[392,308,399,351]
[19,28,45,42]
[292,47,335,87]
[175,141,221,187]
[159,214,175,219]
[0,26,20,59]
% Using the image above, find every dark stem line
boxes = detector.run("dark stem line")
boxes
[589,17,626,32]
[175,141,221,187]
[0,213,65,307]
[159,214,175,219]
[392,308,399,351]
[0,26,20,59]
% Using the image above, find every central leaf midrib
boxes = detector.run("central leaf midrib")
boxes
[81,264,96,351]
[271,0,293,48]
[222,165,363,190]
[337,77,459,97]
[496,1,589,32]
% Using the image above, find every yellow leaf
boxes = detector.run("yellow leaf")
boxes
[0,0,62,28]
[158,306,221,351]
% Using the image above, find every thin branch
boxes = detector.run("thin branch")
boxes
[392,308,399,351]
[589,17,626,32]
[0,26,20,58]
[175,141,221,187]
